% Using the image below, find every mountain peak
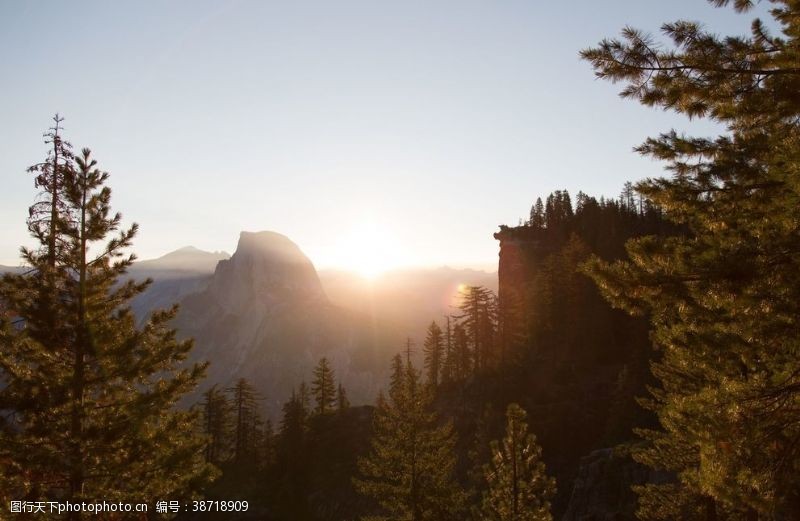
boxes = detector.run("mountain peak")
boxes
[210,230,326,308]
[133,246,229,273]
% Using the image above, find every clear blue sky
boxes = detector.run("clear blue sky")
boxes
[0,1,771,270]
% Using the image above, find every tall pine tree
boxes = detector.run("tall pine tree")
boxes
[226,378,262,464]
[202,385,233,465]
[482,404,555,521]
[422,321,445,388]
[0,140,213,512]
[312,357,337,415]
[356,355,464,520]
[582,1,800,517]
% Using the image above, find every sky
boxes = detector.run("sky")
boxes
[0,1,774,272]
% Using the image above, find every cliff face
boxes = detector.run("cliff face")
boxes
[492,221,658,516]
[207,231,326,313]
[176,231,388,415]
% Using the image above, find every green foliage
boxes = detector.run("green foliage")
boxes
[482,404,556,521]
[0,124,214,507]
[582,2,800,517]
[356,356,465,520]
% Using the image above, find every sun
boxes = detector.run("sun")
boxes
[331,220,407,279]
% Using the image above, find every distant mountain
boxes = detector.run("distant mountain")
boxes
[127,247,229,319]
[173,231,397,416]
[132,246,229,274]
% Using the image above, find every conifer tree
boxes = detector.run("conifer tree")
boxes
[277,389,310,518]
[356,355,464,520]
[452,323,471,381]
[202,385,233,465]
[482,404,555,521]
[453,285,497,373]
[441,316,455,384]
[337,383,350,413]
[226,378,262,464]
[582,1,800,517]
[298,380,311,414]
[312,357,337,415]
[261,419,276,470]
[422,321,445,387]
[0,142,212,511]
[280,390,307,440]
[390,352,405,396]
[529,198,545,228]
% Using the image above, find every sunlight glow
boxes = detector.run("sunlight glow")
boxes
[330,219,408,279]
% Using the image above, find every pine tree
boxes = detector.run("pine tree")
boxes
[27,114,73,270]
[0,142,213,511]
[261,419,277,470]
[422,321,445,387]
[337,383,350,413]
[298,381,311,414]
[278,389,310,519]
[582,2,800,517]
[482,404,555,521]
[529,198,545,228]
[312,357,337,415]
[619,181,635,211]
[441,316,455,384]
[453,286,497,374]
[390,352,405,396]
[356,355,464,520]
[452,323,471,381]
[226,378,262,464]
[202,385,233,465]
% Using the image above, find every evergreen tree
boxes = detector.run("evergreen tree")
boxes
[202,385,233,465]
[620,181,635,211]
[312,356,337,415]
[529,198,545,228]
[482,404,555,521]
[422,321,445,387]
[582,2,800,517]
[277,389,310,519]
[0,143,212,511]
[227,378,262,464]
[337,383,350,413]
[356,356,464,520]
[298,381,311,414]
[441,316,455,384]
[27,114,73,270]
[390,353,405,396]
[453,286,497,373]
[452,323,471,381]
[261,419,277,470]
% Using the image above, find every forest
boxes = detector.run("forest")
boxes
[1,0,800,520]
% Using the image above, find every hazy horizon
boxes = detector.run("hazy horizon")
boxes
[1,1,771,272]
